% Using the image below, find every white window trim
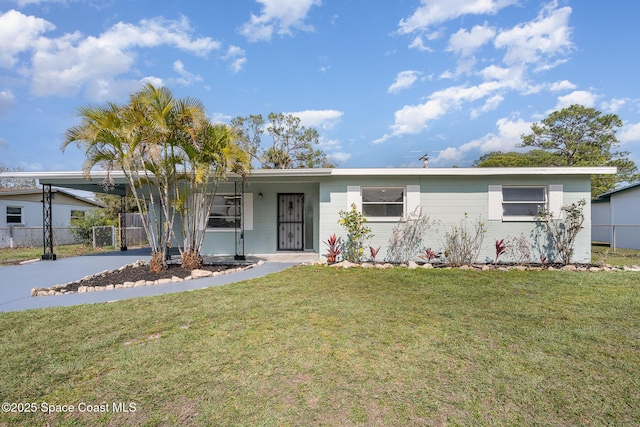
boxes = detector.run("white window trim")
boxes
[347,185,420,222]
[205,193,253,232]
[488,185,563,221]
[6,206,24,225]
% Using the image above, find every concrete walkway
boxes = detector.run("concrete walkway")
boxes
[0,249,318,313]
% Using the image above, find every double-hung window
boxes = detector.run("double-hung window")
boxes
[361,187,404,218]
[502,187,547,218]
[6,206,22,224]
[206,193,253,230]
[207,195,241,229]
[489,185,562,221]
[70,210,85,222]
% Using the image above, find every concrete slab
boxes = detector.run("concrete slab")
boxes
[0,249,314,313]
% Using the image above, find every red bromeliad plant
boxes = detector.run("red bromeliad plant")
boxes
[419,247,441,263]
[324,234,342,263]
[369,246,381,263]
[495,238,508,263]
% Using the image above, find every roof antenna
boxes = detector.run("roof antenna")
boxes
[418,153,429,168]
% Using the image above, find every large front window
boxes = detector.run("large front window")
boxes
[502,187,546,217]
[361,187,404,217]
[207,195,241,228]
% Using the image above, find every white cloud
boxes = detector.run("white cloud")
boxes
[230,57,247,73]
[398,0,517,34]
[601,98,627,113]
[618,122,640,144]
[327,150,351,163]
[408,35,433,52]
[0,90,16,116]
[376,74,522,143]
[470,94,504,118]
[447,24,496,57]
[388,70,421,94]
[22,15,219,98]
[433,117,532,165]
[173,60,203,85]
[549,79,576,92]
[554,90,598,110]
[0,9,55,68]
[288,109,343,130]
[320,136,351,164]
[494,2,573,69]
[211,112,233,124]
[223,45,247,73]
[240,0,321,42]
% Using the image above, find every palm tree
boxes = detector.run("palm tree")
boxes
[63,84,251,272]
[177,122,249,269]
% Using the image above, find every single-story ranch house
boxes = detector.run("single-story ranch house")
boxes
[0,188,104,248]
[0,167,616,263]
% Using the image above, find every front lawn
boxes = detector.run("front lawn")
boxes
[1,267,639,426]
[0,244,111,266]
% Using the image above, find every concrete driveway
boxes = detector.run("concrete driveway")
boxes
[0,249,315,312]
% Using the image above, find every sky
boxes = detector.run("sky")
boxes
[1,0,640,171]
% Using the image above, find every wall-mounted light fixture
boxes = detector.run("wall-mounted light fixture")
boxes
[258,192,263,199]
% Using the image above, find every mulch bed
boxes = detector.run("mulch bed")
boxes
[63,264,234,292]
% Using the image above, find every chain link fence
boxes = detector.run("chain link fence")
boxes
[92,225,116,248]
[0,227,78,249]
[592,224,640,252]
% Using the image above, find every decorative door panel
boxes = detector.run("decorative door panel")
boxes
[278,194,304,250]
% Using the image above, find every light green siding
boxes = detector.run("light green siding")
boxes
[319,174,592,264]
[201,180,320,256]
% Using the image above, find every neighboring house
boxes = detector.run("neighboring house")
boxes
[0,167,615,263]
[0,188,104,247]
[592,182,640,250]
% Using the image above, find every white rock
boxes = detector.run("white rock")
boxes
[171,276,183,283]
[157,278,172,285]
[134,280,146,287]
[77,286,88,293]
[407,261,418,269]
[123,281,135,288]
[422,263,434,269]
[191,269,213,278]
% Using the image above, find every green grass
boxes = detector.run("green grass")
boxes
[1,267,639,426]
[592,243,640,267]
[0,245,110,266]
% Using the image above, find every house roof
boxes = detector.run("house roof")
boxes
[0,166,617,195]
[0,187,106,208]
[593,181,640,202]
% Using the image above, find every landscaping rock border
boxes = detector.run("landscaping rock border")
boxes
[30,259,265,297]
[325,260,640,272]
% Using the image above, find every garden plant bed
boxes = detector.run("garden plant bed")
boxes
[327,259,640,272]
[30,260,262,297]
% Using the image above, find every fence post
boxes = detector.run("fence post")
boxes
[41,184,56,260]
